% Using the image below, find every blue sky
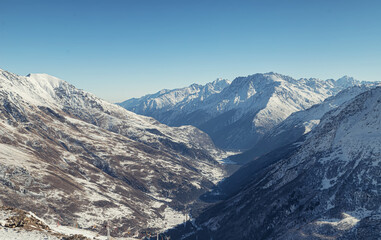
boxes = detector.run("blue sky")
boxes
[1,0,381,102]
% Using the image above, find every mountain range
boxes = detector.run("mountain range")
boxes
[1,67,380,240]
[119,73,365,150]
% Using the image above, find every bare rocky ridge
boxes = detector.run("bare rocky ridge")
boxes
[0,69,228,238]
[169,87,381,240]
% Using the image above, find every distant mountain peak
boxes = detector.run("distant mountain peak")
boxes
[118,77,231,112]
[337,75,358,81]
[211,78,230,85]
[335,75,361,88]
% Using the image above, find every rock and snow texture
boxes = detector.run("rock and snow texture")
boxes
[170,87,381,240]
[120,73,364,150]
[0,69,227,238]
[232,84,377,164]
[0,206,138,240]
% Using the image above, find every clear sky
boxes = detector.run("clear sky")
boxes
[1,0,381,102]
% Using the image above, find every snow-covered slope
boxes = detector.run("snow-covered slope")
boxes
[0,69,228,238]
[231,84,377,164]
[120,73,363,150]
[169,86,381,240]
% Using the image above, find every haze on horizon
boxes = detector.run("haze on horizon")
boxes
[0,0,380,102]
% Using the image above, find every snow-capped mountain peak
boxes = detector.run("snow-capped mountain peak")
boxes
[335,75,361,88]
[210,78,231,86]
[26,73,64,86]
[26,73,65,100]
[0,70,64,107]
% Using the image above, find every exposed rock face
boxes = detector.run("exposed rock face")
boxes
[0,69,227,237]
[120,73,364,150]
[169,87,381,240]
[1,206,50,230]
[0,206,90,239]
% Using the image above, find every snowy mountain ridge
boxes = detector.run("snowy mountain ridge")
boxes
[119,78,230,112]
[120,72,366,150]
[231,84,378,164]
